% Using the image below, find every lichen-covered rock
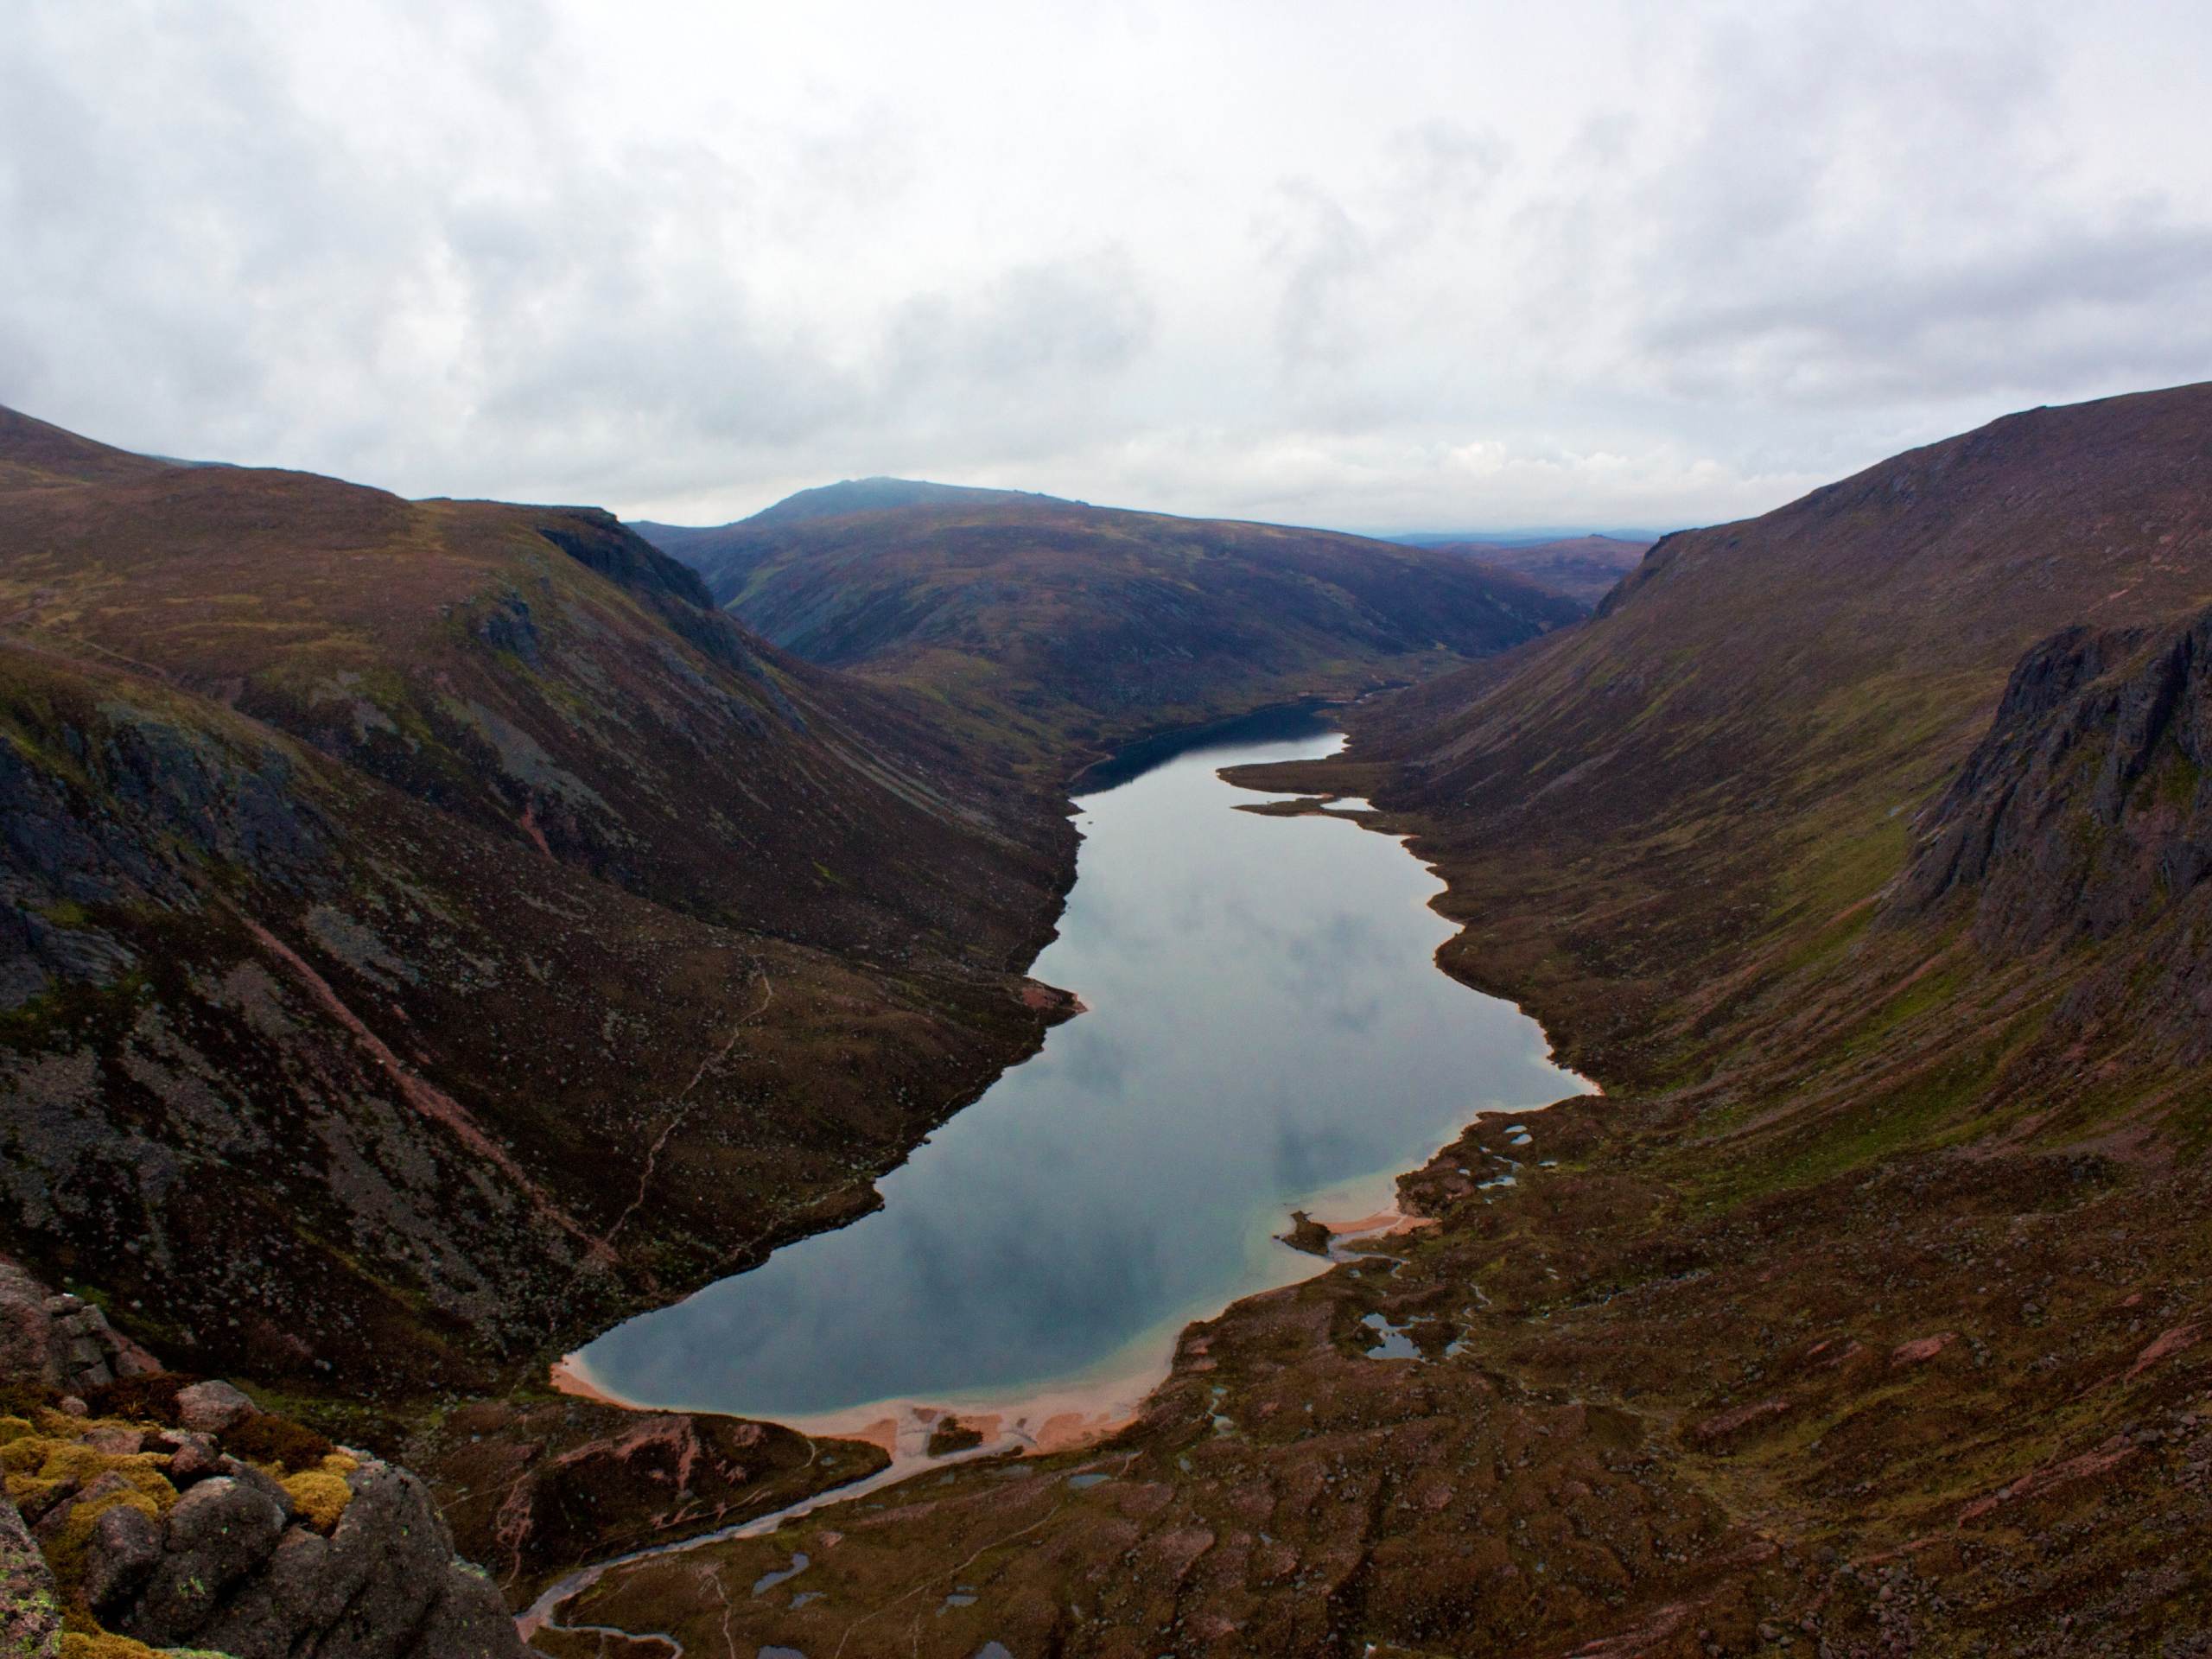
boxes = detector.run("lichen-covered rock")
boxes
[0,1266,160,1400]
[79,1503,160,1614]
[0,1494,60,1659]
[125,1475,288,1643]
[0,1265,54,1394]
[0,1259,524,1659]
[149,1433,219,1486]
[183,1526,340,1659]
[302,1462,459,1659]
[406,1563,522,1659]
[109,1460,525,1659]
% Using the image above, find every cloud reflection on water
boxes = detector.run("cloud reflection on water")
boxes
[582,712,1586,1415]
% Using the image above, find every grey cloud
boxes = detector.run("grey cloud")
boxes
[1267,181,1371,368]
[1264,118,1507,373]
[1,0,2208,531]
[1644,214,2212,405]
[1599,9,2212,410]
[884,252,1156,391]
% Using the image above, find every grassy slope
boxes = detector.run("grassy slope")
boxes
[0,410,1078,1427]
[572,384,2212,1656]
[639,490,1585,771]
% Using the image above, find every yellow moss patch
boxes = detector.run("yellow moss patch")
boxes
[22,1440,105,1484]
[0,1433,53,1473]
[5,1471,63,1512]
[0,1440,178,1511]
[46,1486,162,1597]
[282,1468,353,1533]
[61,1633,166,1659]
[109,1456,179,1513]
[319,1450,360,1477]
[0,1414,33,1444]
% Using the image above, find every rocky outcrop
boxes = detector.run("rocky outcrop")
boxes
[532,508,719,614]
[0,1256,524,1659]
[1897,604,2212,947]
[1890,603,2212,1065]
[95,1458,518,1659]
[0,1263,160,1397]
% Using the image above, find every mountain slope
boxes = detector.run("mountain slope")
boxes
[1433,531,1653,608]
[572,385,2212,1656]
[638,486,1583,766]
[0,404,173,488]
[1347,381,2212,1086]
[0,409,1077,1411]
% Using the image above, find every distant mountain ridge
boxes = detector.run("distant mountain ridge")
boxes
[1433,532,1654,609]
[635,476,1070,563]
[636,483,1583,769]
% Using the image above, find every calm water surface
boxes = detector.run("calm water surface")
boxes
[578,709,1587,1421]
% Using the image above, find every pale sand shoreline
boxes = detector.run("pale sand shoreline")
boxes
[544,1098,1573,1464]
[550,1342,1149,1465]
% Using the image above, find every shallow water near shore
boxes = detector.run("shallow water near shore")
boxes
[574,707,1589,1426]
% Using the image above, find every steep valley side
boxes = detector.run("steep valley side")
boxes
[0,405,1082,1428]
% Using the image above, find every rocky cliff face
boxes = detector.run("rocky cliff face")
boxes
[1893,603,2212,1071]
[1899,606,2211,950]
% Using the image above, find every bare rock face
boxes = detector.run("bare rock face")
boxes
[0,1262,161,1395]
[1893,602,2212,1061]
[1899,606,2212,944]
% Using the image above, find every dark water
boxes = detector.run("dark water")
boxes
[577,709,1586,1420]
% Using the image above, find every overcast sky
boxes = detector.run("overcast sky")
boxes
[4,1,2209,533]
